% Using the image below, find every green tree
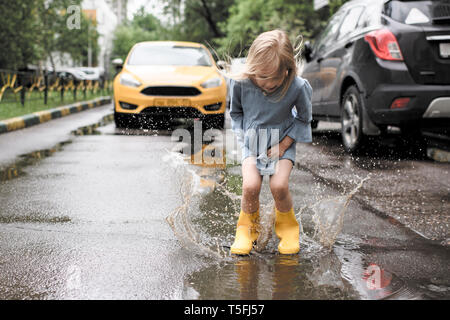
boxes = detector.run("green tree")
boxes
[0,0,100,70]
[160,0,234,48]
[216,0,350,58]
[37,0,100,68]
[111,7,164,61]
[55,8,100,67]
[215,0,271,58]
[109,0,351,63]
[0,0,41,69]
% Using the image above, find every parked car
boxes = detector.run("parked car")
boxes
[77,67,104,81]
[57,68,87,81]
[113,41,227,129]
[301,0,450,152]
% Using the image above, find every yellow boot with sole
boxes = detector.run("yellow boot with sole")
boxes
[230,208,260,255]
[275,206,300,254]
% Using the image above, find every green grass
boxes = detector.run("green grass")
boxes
[224,171,243,196]
[0,90,111,121]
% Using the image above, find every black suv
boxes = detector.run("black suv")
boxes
[302,0,450,152]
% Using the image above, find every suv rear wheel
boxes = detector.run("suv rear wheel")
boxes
[341,85,365,153]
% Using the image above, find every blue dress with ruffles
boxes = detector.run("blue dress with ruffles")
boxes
[229,76,313,175]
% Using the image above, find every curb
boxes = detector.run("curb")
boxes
[0,96,111,135]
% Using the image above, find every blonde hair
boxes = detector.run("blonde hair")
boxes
[227,29,304,101]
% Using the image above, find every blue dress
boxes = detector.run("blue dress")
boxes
[228,76,313,176]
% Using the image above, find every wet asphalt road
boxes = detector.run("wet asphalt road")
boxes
[0,103,448,300]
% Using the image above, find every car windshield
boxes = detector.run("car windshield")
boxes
[383,0,450,25]
[127,44,213,66]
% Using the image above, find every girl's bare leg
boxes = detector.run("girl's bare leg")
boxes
[269,159,293,212]
[231,157,263,255]
[241,156,263,213]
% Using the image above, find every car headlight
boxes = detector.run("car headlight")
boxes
[200,77,222,89]
[119,73,142,88]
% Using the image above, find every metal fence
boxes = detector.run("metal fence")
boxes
[0,69,113,106]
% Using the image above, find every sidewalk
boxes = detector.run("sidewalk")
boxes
[0,96,111,134]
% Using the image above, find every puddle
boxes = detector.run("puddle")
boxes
[183,254,358,300]
[0,115,120,225]
[164,144,447,299]
[165,151,370,258]
[0,113,120,183]
[71,114,114,136]
[0,141,72,182]
[0,215,71,224]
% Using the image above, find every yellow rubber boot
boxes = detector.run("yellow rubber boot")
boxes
[275,206,300,254]
[230,208,260,255]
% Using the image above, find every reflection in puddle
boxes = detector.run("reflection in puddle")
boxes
[0,114,118,183]
[183,253,359,300]
[71,114,114,136]
[0,141,72,182]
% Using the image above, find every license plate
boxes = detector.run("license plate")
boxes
[439,42,450,58]
[153,98,190,106]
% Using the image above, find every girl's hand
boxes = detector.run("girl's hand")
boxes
[267,144,285,159]
[267,136,295,160]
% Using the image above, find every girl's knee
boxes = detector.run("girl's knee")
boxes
[269,180,289,199]
[242,182,261,197]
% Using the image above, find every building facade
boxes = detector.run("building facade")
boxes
[82,0,128,76]
[105,0,128,25]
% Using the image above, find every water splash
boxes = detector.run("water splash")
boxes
[166,145,370,257]
[253,201,276,253]
[305,175,371,250]
[250,175,371,253]
[164,150,229,260]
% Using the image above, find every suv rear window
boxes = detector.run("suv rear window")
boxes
[383,0,450,25]
[336,6,364,40]
[357,2,383,29]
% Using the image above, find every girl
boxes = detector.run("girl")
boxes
[228,29,313,255]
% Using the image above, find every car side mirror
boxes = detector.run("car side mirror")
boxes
[112,58,123,71]
[303,41,313,63]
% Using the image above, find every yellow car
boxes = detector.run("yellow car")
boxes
[113,41,227,129]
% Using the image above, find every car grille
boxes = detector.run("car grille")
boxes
[141,106,204,118]
[140,86,201,96]
[433,4,450,23]
[434,4,450,18]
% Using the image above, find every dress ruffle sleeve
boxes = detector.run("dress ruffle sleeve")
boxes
[229,78,245,148]
[285,78,313,143]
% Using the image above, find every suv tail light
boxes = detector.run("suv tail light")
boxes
[390,97,410,109]
[364,29,404,61]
